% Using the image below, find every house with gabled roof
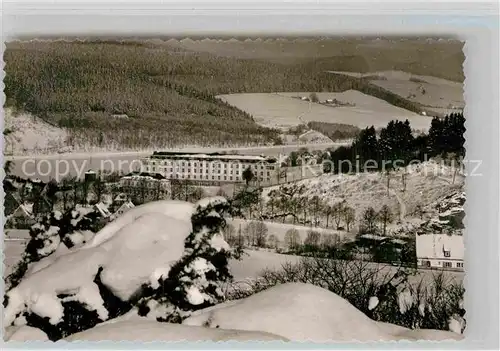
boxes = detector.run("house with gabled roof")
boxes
[94,202,112,219]
[416,234,464,271]
[5,203,36,229]
[111,200,135,220]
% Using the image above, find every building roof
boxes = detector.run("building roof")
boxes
[121,172,168,181]
[115,201,135,213]
[358,234,389,241]
[114,193,129,201]
[10,203,34,218]
[416,234,464,260]
[94,202,112,218]
[148,151,277,163]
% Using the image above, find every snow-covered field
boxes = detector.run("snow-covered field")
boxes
[228,249,464,288]
[217,91,431,131]
[228,218,354,248]
[328,71,464,116]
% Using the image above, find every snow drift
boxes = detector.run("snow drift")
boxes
[183,282,464,342]
[64,320,288,342]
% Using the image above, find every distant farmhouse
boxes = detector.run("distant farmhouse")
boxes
[416,234,464,271]
[141,151,279,185]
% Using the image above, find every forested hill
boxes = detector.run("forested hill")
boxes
[4,41,356,150]
[4,39,464,150]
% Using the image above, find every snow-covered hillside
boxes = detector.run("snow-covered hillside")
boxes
[417,191,465,235]
[262,160,464,231]
[3,108,69,155]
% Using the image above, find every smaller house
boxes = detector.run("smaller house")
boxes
[416,234,464,271]
[112,201,135,220]
[4,192,21,217]
[356,234,389,248]
[94,202,112,219]
[114,193,129,204]
[6,203,35,229]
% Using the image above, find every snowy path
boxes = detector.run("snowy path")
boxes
[390,189,407,221]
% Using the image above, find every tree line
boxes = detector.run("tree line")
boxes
[326,112,465,174]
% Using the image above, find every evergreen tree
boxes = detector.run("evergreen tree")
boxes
[355,126,379,171]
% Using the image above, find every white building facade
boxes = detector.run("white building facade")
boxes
[119,173,171,199]
[416,234,464,271]
[141,151,280,185]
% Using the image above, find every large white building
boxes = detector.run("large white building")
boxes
[141,151,280,185]
[416,234,464,271]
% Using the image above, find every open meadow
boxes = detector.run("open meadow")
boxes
[329,71,464,116]
[217,90,432,131]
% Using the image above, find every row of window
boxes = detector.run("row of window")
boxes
[146,159,276,170]
[120,180,170,188]
[148,167,274,178]
[167,173,271,182]
[421,260,463,269]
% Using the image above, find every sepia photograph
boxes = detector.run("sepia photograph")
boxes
[2,24,470,342]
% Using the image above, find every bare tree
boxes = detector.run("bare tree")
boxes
[378,205,394,236]
[323,204,334,228]
[332,201,346,229]
[415,203,424,220]
[310,196,322,227]
[344,206,356,232]
[222,223,236,246]
[284,228,301,251]
[361,207,378,234]
[243,220,268,247]
[304,230,321,249]
[267,234,280,250]
[321,233,336,250]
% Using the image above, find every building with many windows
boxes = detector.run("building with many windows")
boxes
[141,151,280,185]
[119,172,171,202]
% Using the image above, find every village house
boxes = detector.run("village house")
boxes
[5,203,35,229]
[111,200,135,220]
[94,202,112,219]
[416,234,464,271]
[119,172,171,201]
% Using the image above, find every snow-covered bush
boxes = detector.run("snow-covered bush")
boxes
[136,197,243,322]
[4,197,240,341]
[5,207,101,290]
[25,207,101,260]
